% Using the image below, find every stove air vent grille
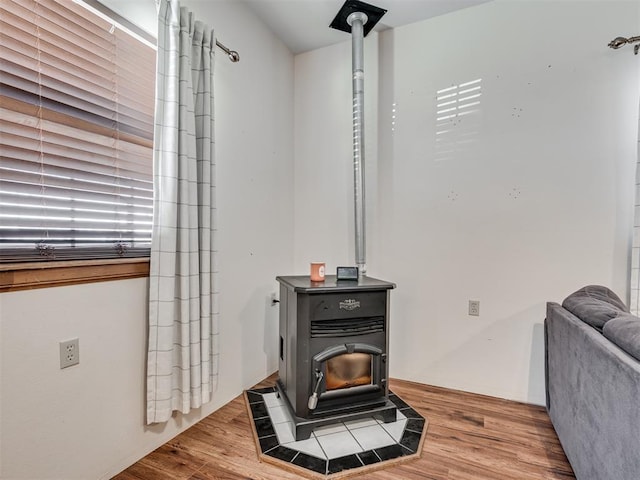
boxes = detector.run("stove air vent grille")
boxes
[310,316,384,338]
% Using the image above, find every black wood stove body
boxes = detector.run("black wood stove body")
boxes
[276,275,396,440]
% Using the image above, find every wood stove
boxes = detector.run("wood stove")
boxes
[276,275,396,440]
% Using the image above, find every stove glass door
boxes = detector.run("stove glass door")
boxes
[325,352,372,391]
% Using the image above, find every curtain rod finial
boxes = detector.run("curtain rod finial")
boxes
[608,36,628,49]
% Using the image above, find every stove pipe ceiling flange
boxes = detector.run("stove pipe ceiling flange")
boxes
[330,1,386,277]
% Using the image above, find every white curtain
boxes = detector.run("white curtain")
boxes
[147,0,219,424]
[632,160,640,316]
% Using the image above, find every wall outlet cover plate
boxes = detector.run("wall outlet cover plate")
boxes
[60,338,80,369]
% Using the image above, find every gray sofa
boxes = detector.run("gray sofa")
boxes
[545,285,640,480]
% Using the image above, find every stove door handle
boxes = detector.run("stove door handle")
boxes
[308,370,324,410]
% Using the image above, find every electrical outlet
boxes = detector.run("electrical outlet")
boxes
[468,300,480,316]
[60,338,79,369]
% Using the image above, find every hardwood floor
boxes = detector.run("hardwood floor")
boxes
[112,376,575,480]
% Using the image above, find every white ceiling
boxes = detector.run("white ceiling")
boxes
[242,0,492,54]
[97,0,492,55]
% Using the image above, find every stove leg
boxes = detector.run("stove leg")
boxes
[296,423,314,441]
[381,408,397,424]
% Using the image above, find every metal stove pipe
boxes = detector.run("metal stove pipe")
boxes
[347,11,367,276]
[330,1,386,277]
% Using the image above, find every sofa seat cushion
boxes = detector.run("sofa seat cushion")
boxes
[562,285,628,331]
[603,314,640,362]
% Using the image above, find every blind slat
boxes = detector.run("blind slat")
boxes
[0,216,153,229]
[0,132,153,177]
[0,106,153,158]
[0,192,152,213]
[0,157,153,191]
[0,94,154,150]
[1,146,153,181]
[0,202,152,221]
[0,169,153,198]
[0,180,153,207]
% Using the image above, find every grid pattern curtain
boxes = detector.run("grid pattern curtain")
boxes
[631,133,640,315]
[0,0,155,262]
[146,0,219,424]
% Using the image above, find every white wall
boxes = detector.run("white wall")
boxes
[0,1,294,479]
[293,34,379,271]
[293,0,640,405]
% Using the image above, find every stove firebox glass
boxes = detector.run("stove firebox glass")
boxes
[325,352,372,390]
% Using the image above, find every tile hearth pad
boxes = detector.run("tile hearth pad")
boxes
[245,386,428,479]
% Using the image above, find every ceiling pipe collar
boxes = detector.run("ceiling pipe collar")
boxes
[346,11,368,27]
[329,0,386,37]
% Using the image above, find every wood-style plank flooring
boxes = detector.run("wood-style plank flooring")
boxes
[113,376,575,480]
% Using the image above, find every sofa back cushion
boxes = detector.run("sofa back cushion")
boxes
[562,285,628,331]
[603,314,640,362]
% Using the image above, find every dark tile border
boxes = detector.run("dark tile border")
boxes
[249,401,269,419]
[292,452,328,474]
[399,429,422,453]
[357,450,381,466]
[246,387,427,478]
[374,443,409,461]
[327,454,363,474]
[266,445,299,463]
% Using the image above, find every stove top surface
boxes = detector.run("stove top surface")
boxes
[276,275,395,293]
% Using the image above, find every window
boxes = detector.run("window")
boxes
[0,0,156,263]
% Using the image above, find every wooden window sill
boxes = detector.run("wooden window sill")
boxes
[0,258,150,293]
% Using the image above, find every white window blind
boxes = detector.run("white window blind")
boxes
[0,0,155,262]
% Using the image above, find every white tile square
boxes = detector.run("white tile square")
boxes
[268,405,291,424]
[350,424,396,450]
[263,392,284,409]
[287,437,326,459]
[312,422,347,437]
[316,431,364,459]
[344,417,378,430]
[380,418,407,442]
[273,421,295,444]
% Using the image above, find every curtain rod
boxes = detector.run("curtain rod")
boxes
[79,0,240,62]
[608,35,640,55]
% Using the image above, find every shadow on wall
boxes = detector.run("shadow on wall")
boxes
[528,322,545,405]
[375,27,395,254]
[419,303,548,405]
[238,285,280,387]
